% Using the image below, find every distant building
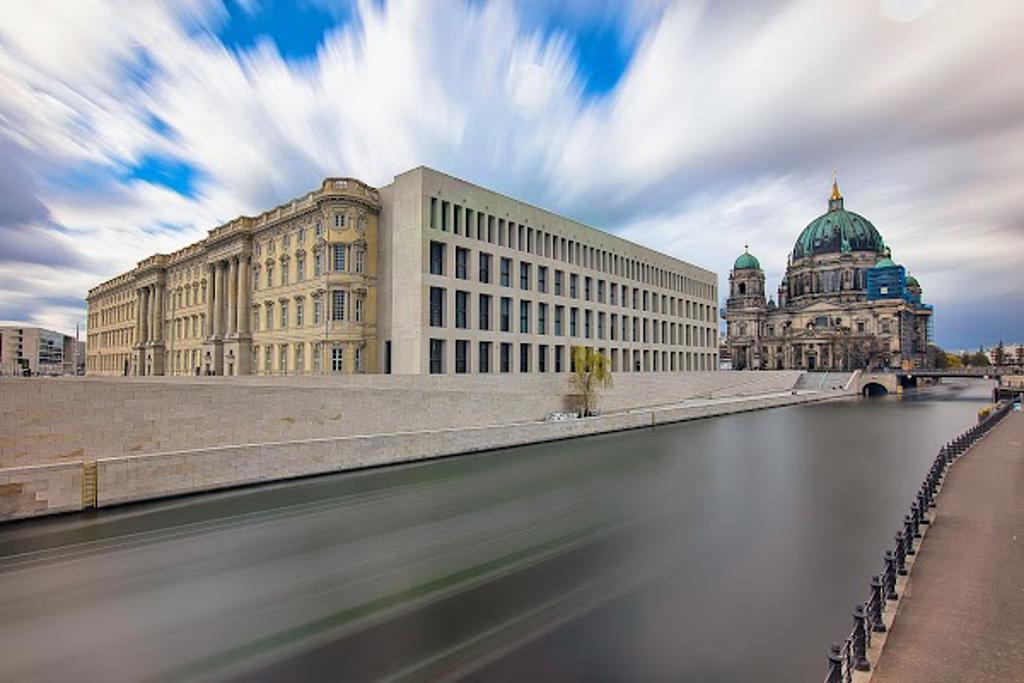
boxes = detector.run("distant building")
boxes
[0,326,83,376]
[724,178,933,371]
[86,167,720,377]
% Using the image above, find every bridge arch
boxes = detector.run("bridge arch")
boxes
[862,382,889,397]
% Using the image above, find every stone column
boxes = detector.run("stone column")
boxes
[153,283,163,342]
[135,288,145,344]
[206,263,215,338]
[213,261,224,338]
[227,257,238,337]
[238,256,250,335]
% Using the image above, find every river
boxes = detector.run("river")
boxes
[0,380,992,682]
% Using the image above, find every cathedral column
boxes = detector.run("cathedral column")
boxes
[227,257,238,337]
[205,263,215,338]
[238,256,250,335]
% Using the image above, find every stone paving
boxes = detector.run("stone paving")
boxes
[871,410,1024,682]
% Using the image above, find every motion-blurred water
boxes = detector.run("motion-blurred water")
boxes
[0,380,992,682]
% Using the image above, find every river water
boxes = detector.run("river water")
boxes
[0,380,992,682]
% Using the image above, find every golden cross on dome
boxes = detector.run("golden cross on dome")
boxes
[831,169,842,200]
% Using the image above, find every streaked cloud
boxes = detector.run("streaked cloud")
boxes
[0,0,1020,348]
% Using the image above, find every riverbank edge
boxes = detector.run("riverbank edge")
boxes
[1,389,852,523]
[848,411,1011,683]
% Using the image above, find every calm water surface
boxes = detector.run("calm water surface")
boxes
[0,380,992,682]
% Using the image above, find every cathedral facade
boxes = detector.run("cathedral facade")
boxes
[724,179,932,372]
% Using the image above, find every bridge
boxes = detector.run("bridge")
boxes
[856,366,1023,397]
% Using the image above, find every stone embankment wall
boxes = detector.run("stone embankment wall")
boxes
[0,463,83,520]
[1,383,843,521]
[0,371,801,468]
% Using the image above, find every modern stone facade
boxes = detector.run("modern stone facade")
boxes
[87,167,719,376]
[724,179,933,371]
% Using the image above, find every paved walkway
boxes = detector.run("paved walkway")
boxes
[872,411,1024,682]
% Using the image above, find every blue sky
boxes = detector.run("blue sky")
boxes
[0,0,1022,349]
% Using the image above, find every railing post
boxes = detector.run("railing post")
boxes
[870,575,887,633]
[918,488,930,523]
[895,531,908,575]
[852,604,871,672]
[904,514,917,553]
[827,642,844,683]
[910,502,922,537]
[884,550,898,600]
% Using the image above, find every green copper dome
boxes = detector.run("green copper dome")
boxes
[872,256,898,269]
[733,251,761,270]
[906,275,920,287]
[792,208,886,260]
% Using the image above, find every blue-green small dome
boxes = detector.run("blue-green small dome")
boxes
[734,251,761,270]
[906,275,920,287]
[872,256,898,269]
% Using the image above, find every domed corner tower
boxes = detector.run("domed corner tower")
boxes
[725,247,768,370]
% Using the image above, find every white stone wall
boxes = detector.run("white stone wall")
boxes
[0,372,802,468]
[0,462,83,521]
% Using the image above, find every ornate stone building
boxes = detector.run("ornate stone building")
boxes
[724,179,932,371]
[87,167,720,376]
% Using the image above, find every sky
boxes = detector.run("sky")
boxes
[0,0,1021,350]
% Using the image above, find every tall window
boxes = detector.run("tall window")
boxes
[479,341,491,373]
[332,290,346,321]
[430,241,445,275]
[279,344,288,373]
[555,306,563,336]
[354,249,364,273]
[519,300,531,333]
[570,274,578,298]
[296,254,305,281]
[313,342,322,372]
[500,297,511,332]
[264,345,272,372]
[519,344,530,372]
[455,340,468,374]
[555,270,563,295]
[520,262,531,290]
[355,347,364,373]
[335,213,345,229]
[266,303,273,330]
[331,344,344,373]
[538,345,548,372]
[554,345,563,372]
[479,253,492,283]
[280,301,288,328]
[455,290,468,329]
[455,247,469,280]
[281,260,289,286]
[538,303,547,335]
[430,287,445,327]
[538,266,547,293]
[479,294,491,330]
[253,307,260,332]
[266,264,274,288]
[295,344,304,372]
[354,297,363,323]
[313,297,322,324]
[314,251,322,277]
[500,342,511,373]
[570,308,578,336]
[500,258,511,286]
[296,298,304,326]
[333,244,346,272]
[429,339,444,374]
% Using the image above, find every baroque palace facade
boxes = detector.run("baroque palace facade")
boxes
[724,179,933,371]
[87,167,719,376]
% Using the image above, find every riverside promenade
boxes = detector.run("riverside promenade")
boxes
[872,410,1024,682]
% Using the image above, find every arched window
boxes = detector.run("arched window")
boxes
[738,282,747,295]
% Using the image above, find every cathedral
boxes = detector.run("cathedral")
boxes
[724,178,933,371]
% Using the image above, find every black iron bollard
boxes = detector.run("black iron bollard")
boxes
[918,489,930,524]
[827,642,844,683]
[904,514,917,553]
[852,603,871,671]
[895,531,908,575]
[870,575,887,632]
[884,550,898,600]
[910,501,922,537]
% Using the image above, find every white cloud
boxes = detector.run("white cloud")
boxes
[0,0,1020,346]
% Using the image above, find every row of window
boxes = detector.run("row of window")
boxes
[428,287,716,347]
[253,244,365,291]
[428,339,716,374]
[429,241,713,321]
[251,342,364,374]
[253,291,364,331]
[428,197,715,299]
